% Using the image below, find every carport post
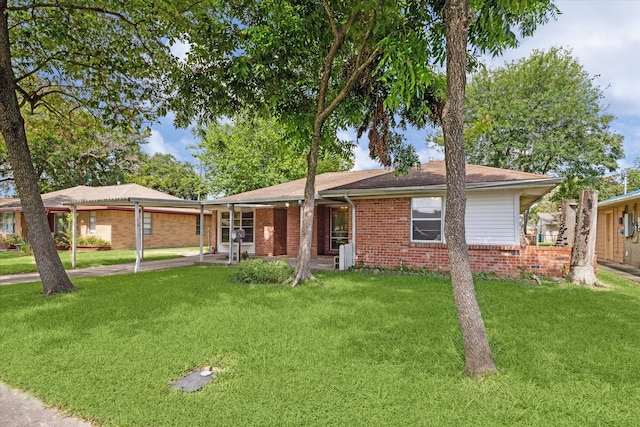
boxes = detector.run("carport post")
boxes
[227,204,234,264]
[71,205,77,268]
[199,205,204,262]
[134,202,141,273]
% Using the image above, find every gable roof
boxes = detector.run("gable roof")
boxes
[206,161,560,211]
[208,169,389,205]
[0,184,201,211]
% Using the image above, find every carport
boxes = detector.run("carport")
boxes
[63,197,208,272]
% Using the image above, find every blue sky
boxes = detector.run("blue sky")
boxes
[146,0,640,172]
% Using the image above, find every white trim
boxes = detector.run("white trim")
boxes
[410,196,444,243]
[513,192,521,245]
[218,208,256,254]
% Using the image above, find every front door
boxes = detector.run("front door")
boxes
[605,211,614,260]
[330,206,349,252]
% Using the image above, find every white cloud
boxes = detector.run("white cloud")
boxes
[352,144,381,171]
[170,39,191,61]
[144,129,180,158]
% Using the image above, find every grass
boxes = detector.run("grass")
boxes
[0,247,195,275]
[0,268,639,426]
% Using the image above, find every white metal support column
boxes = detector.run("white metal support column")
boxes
[140,206,145,261]
[227,204,234,264]
[199,205,204,262]
[344,194,356,262]
[71,205,77,268]
[134,202,141,273]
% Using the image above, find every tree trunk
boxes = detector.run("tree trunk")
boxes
[555,199,577,247]
[0,2,75,295]
[566,190,600,286]
[443,0,497,377]
[292,123,322,286]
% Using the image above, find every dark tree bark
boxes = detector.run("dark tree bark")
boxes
[0,0,75,295]
[555,199,577,247]
[442,0,497,377]
[566,190,600,286]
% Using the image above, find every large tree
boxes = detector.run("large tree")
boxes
[0,1,183,294]
[0,103,146,194]
[171,1,424,285]
[196,113,354,197]
[125,153,207,200]
[440,47,623,180]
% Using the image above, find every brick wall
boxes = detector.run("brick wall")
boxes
[354,198,571,277]
[255,209,275,256]
[287,206,300,257]
[103,209,213,250]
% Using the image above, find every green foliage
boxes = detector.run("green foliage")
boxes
[125,153,208,200]
[0,103,147,194]
[7,1,183,129]
[435,48,623,183]
[230,259,293,284]
[0,234,21,246]
[196,113,354,196]
[0,268,638,425]
[76,235,111,248]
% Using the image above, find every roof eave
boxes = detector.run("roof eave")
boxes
[319,178,562,198]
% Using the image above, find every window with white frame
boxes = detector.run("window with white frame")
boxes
[2,212,15,234]
[221,211,254,243]
[143,212,152,235]
[195,216,202,235]
[411,197,443,242]
[88,211,97,234]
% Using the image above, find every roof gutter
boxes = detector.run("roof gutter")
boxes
[319,178,563,199]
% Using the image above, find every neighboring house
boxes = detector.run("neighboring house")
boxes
[536,212,559,244]
[0,184,213,250]
[596,189,640,265]
[205,161,569,277]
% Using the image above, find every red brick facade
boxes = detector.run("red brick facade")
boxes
[251,197,571,278]
[352,197,570,277]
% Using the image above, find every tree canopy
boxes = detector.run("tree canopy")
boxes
[125,153,207,200]
[436,47,623,184]
[196,114,354,197]
[0,103,147,194]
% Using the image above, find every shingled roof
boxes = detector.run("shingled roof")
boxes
[206,161,560,207]
[0,184,198,211]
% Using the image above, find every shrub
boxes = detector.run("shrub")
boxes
[231,259,293,284]
[0,234,21,247]
[77,235,111,248]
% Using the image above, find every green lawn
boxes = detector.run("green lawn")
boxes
[0,268,638,426]
[0,248,193,275]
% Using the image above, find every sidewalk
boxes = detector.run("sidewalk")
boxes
[0,254,230,286]
[0,382,93,427]
[0,254,337,286]
[597,259,640,284]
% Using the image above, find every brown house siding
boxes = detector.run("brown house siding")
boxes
[598,202,639,266]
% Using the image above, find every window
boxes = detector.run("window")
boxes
[330,206,349,251]
[196,216,201,235]
[143,212,152,235]
[2,212,15,234]
[53,212,67,235]
[411,197,443,242]
[88,211,97,235]
[221,210,254,243]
